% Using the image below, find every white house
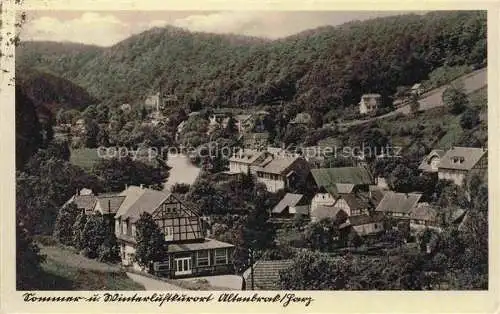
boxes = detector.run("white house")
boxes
[359,94,381,115]
[254,156,310,193]
[411,83,423,96]
[144,92,161,112]
[228,149,268,175]
[437,147,488,186]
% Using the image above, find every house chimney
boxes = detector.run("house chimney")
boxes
[125,184,128,190]
[140,184,144,189]
[76,188,79,196]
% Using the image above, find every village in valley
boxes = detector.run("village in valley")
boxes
[15,11,488,291]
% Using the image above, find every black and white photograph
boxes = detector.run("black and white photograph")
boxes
[11,8,490,294]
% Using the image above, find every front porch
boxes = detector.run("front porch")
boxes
[153,238,235,279]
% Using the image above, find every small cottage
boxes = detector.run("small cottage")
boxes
[359,94,381,115]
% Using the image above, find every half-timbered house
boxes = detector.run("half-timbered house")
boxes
[114,186,235,278]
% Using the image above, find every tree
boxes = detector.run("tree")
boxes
[97,128,110,147]
[53,203,80,246]
[170,183,191,194]
[92,157,169,192]
[460,108,480,129]
[81,213,108,258]
[98,233,121,263]
[16,224,46,290]
[224,116,238,137]
[409,94,420,115]
[347,231,363,248]
[16,88,43,170]
[134,212,167,272]
[304,218,342,251]
[72,211,88,250]
[279,251,350,290]
[44,140,71,161]
[443,85,468,114]
[17,152,103,235]
[283,125,307,146]
[96,104,110,124]
[84,119,100,148]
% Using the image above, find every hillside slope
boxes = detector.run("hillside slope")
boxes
[17,11,486,119]
[16,69,99,113]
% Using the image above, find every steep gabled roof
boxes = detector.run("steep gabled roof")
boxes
[72,195,98,213]
[418,149,446,172]
[341,192,372,211]
[438,147,487,171]
[346,211,385,227]
[229,149,266,165]
[272,193,305,214]
[123,189,171,222]
[311,167,373,197]
[375,192,422,214]
[256,156,302,175]
[336,183,355,194]
[115,186,146,218]
[410,203,438,222]
[243,259,294,290]
[96,195,126,215]
[311,206,347,221]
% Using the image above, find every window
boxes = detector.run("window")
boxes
[128,221,132,235]
[164,226,174,241]
[197,251,210,267]
[131,224,136,237]
[214,248,228,265]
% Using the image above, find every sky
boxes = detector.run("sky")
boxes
[19,11,424,47]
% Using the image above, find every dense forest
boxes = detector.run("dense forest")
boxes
[17,11,486,122]
[16,69,98,114]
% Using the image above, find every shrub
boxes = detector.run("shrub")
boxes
[460,108,480,129]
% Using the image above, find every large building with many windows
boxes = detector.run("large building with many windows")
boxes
[114,185,235,278]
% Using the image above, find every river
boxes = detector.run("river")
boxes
[163,153,201,191]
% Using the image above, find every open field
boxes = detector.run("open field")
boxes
[33,244,145,290]
[69,147,101,170]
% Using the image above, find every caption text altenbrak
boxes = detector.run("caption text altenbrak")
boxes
[22,292,314,307]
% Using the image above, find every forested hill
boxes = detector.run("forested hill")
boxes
[16,69,99,114]
[16,11,486,117]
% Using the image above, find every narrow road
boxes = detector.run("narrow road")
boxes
[335,67,487,127]
[126,272,186,290]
